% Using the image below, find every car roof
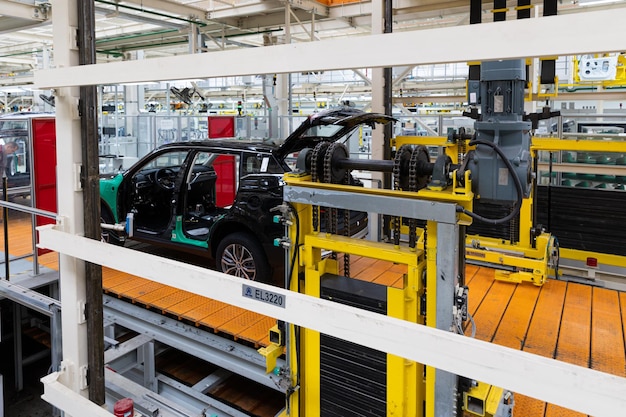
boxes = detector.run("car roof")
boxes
[158,139,278,154]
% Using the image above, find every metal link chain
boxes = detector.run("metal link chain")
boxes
[408,145,420,249]
[322,143,338,260]
[392,145,411,246]
[343,167,351,278]
[311,142,329,232]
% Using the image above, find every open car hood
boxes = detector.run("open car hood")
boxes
[274,107,396,160]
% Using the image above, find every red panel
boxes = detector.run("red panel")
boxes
[208,116,235,138]
[213,155,235,207]
[31,118,57,255]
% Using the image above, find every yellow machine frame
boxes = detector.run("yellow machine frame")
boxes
[531,137,626,280]
[268,171,510,416]
[278,175,473,417]
[395,135,557,286]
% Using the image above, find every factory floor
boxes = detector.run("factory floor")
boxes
[0,347,53,417]
[464,264,626,417]
[2,208,625,416]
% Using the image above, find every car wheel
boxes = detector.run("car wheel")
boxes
[101,206,124,246]
[216,232,270,282]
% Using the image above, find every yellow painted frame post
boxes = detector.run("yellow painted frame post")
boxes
[424,220,438,417]
[286,199,314,417]
[386,260,425,417]
[301,266,321,417]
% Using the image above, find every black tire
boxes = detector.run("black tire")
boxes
[216,232,270,282]
[101,205,124,246]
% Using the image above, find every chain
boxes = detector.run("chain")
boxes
[343,167,351,278]
[310,142,329,232]
[323,142,338,259]
[509,206,518,244]
[408,145,420,249]
[392,145,411,246]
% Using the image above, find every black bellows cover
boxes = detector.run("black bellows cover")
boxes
[536,186,626,256]
[319,275,387,416]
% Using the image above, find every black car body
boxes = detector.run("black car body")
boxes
[100,107,395,283]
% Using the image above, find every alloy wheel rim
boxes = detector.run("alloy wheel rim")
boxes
[221,243,256,280]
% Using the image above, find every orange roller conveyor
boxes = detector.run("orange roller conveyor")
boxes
[545,283,592,417]
[492,284,540,350]
[591,287,626,376]
[471,281,517,341]
[135,285,180,307]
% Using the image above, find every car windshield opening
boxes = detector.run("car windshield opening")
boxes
[302,124,344,138]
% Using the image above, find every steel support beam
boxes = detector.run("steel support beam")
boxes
[208,0,327,19]
[119,0,207,20]
[103,333,255,417]
[103,295,284,391]
[284,185,459,224]
[36,8,626,88]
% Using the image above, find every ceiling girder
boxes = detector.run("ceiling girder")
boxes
[118,0,207,21]
[94,6,186,29]
[283,0,328,15]
[207,0,328,20]
[0,0,50,21]
[231,8,341,31]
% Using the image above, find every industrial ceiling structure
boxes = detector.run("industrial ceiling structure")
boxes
[2,0,625,88]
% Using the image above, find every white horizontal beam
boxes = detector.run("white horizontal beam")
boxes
[37,224,626,417]
[41,372,115,417]
[35,8,626,88]
[0,57,33,65]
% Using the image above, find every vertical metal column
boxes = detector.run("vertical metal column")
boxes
[540,0,558,89]
[433,222,460,417]
[12,304,23,392]
[543,0,557,17]
[2,178,9,281]
[381,0,393,240]
[517,0,531,19]
[370,0,385,241]
[468,0,482,88]
[77,0,105,405]
[52,0,92,405]
[50,305,63,374]
[470,0,481,24]
[142,341,157,392]
[493,0,507,21]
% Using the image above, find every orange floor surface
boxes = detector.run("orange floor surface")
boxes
[5,208,625,416]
